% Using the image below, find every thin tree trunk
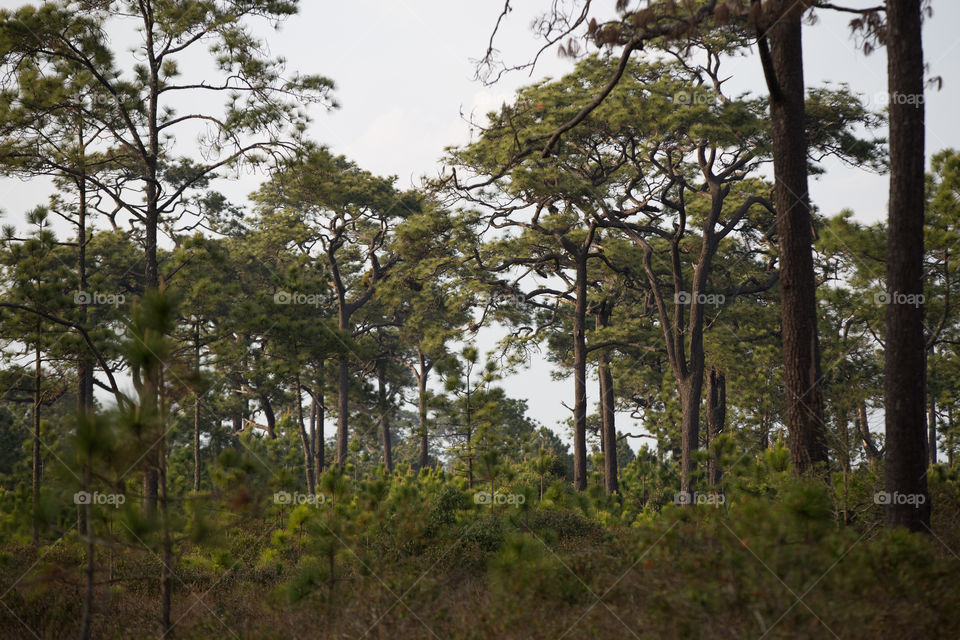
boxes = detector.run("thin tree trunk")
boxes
[295,373,315,495]
[142,33,161,517]
[760,0,828,474]
[572,253,588,491]
[76,147,93,538]
[77,164,94,638]
[337,357,349,464]
[261,395,277,439]
[309,393,317,475]
[193,322,201,492]
[597,307,618,494]
[32,342,41,544]
[884,0,930,531]
[857,402,882,464]
[377,360,393,472]
[465,371,473,488]
[928,394,937,466]
[158,369,172,638]
[706,366,726,486]
[417,360,429,469]
[316,364,325,477]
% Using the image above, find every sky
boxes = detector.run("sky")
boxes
[1,0,959,447]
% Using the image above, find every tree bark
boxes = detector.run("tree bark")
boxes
[142,12,161,517]
[315,365,325,477]
[857,402,882,464]
[193,322,201,492]
[337,357,349,464]
[261,394,277,439]
[706,366,726,486]
[32,342,41,545]
[884,0,930,531]
[597,307,618,494]
[295,373,315,495]
[417,352,430,469]
[572,252,589,491]
[760,0,828,474]
[928,394,937,466]
[377,360,393,472]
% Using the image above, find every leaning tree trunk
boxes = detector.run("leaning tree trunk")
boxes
[884,0,930,531]
[761,0,828,474]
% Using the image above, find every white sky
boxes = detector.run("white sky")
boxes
[1,0,959,446]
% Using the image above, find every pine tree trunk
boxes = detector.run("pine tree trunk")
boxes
[295,374,315,495]
[316,365,325,477]
[928,394,937,466]
[261,395,277,439]
[706,366,726,486]
[193,322,201,492]
[417,364,429,469]
[572,253,588,491]
[761,0,828,474]
[32,342,41,544]
[337,357,349,464]
[377,360,393,472]
[884,0,930,531]
[597,307,618,494]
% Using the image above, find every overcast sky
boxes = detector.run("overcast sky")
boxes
[2,0,959,446]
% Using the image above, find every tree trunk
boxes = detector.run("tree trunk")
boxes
[417,363,429,469]
[261,395,277,439]
[678,370,704,500]
[32,342,41,545]
[706,366,726,486]
[857,402,882,464]
[315,366,325,477]
[761,0,828,474]
[572,253,589,491]
[76,153,94,538]
[295,374,315,495]
[157,370,172,637]
[928,394,937,466]
[336,357,349,464]
[597,307,618,494]
[884,0,930,531]
[193,322,201,492]
[377,360,393,472]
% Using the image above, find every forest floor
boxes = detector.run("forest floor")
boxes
[2,469,959,639]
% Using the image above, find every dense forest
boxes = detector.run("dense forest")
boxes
[1,1,958,638]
